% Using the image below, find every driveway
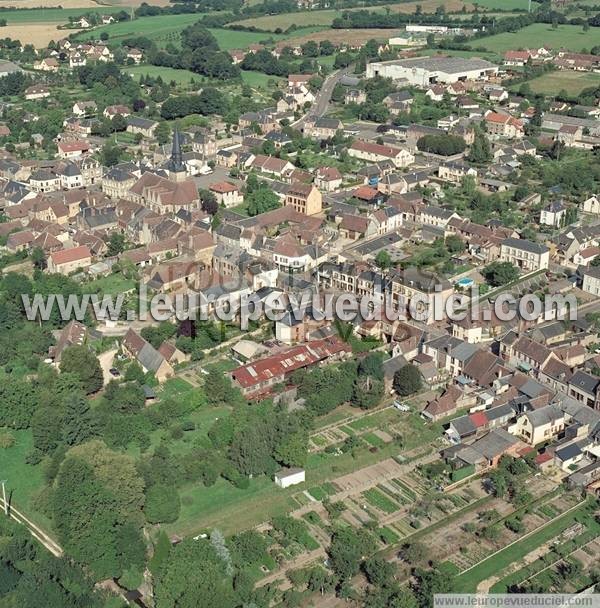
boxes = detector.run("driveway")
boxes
[98,348,118,386]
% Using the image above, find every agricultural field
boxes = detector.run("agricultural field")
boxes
[471,23,600,55]
[520,70,600,96]
[75,13,207,46]
[229,0,476,31]
[0,7,124,22]
[0,0,167,5]
[0,23,80,46]
[471,0,532,8]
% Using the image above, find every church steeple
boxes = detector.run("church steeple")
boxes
[169,127,184,173]
[167,127,186,181]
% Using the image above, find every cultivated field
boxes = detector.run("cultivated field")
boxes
[284,27,404,47]
[473,23,600,54]
[0,23,81,46]
[0,0,168,7]
[75,13,203,45]
[76,15,317,49]
[0,7,125,22]
[472,0,532,8]
[229,0,476,31]
[523,70,600,96]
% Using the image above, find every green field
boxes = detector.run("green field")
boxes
[0,429,49,527]
[473,24,600,54]
[0,7,124,24]
[230,10,341,29]
[125,64,201,85]
[76,14,208,47]
[76,14,313,49]
[521,70,600,96]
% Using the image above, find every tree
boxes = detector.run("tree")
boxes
[31,246,46,270]
[246,187,280,216]
[200,189,219,215]
[31,406,62,454]
[363,556,395,586]
[393,365,422,397]
[107,232,126,256]
[481,261,520,287]
[375,249,392,269]
[467,127,491,163]
[100,142,122,167]
[144,483,180,524]
[412,567,452,608]
[204,368,237,407]
[155,121,171,145]
[60,346,103,394]
[328,527,376,581]
[154,538,236,608]
[401,541,427,565]
[417,134,466,156]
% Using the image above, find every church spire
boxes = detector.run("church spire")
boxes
[169,127,184,173]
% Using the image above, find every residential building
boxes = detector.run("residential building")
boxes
[500,238,550,271]
[284,183,322,216]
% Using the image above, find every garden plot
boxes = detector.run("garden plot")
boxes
[332,457,406,494]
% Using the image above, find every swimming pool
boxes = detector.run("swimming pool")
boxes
[455,277,474,288]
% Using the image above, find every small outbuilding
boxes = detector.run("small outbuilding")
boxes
[274,467,305,489]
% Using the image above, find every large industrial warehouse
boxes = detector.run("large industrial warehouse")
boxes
[366,56,499,86]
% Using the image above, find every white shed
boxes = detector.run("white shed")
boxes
[274,468,305,489]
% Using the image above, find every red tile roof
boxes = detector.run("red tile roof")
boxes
[209,181,238,194]
[469,411,489,428]
[50,245,91,265]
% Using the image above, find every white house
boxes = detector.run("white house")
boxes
[540,200,566,227]
[583,195,600,215]
[274,468,305,488]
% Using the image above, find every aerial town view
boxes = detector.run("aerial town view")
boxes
[3,0,600,606]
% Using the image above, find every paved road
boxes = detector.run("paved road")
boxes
[292,66,353,130]
[0,498,63,557]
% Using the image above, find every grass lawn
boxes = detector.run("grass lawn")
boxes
[453,499,593,592]
[159,376,194,397]
[167,476,297,536]
[240,70,284,88]
[472,24,600,54]
[85,273,136,296]
[0,429,50,528]
[125,64,201,86]
[521,70,600,96]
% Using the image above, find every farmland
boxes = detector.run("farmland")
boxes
[228,0,476,31]
[75,14,319,49]
[0,24,81,46]
[471,23,600,54]
[520,70,600,96]
[75,13,208,46]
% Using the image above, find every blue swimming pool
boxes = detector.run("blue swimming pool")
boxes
[455,277,474,288]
